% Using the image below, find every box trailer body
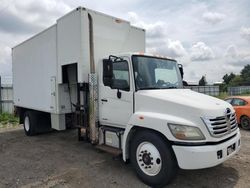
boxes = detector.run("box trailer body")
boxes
[12,7,241,187]
[13,7,145,129]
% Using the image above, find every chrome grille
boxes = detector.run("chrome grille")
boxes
[203,108,238,137]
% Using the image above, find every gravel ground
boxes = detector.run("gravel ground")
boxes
[0,127,249,188]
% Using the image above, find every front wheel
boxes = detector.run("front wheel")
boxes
[130,130,178,187]
[240,116,250,130]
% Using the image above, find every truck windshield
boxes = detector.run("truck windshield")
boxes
[132,55,183,90]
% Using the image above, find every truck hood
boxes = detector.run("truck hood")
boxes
[135,89,233,122]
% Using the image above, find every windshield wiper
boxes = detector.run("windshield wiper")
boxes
[166,86,177,89]
[138,87,161,90]
[138,86,177,90]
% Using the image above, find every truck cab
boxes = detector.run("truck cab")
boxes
[97,53,241,186]
[99,53,183,128]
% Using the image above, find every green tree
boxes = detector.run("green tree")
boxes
[240,64,250,85]
[223,73,235,84]
[229,75,243,86]
[199,75,207,86]
[221,64,250,88]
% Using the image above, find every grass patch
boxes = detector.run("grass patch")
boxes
[0,113,19,129]
[217,92,228,100]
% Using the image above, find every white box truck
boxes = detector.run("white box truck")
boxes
[12,7,241,187]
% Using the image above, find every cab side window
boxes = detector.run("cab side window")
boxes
[231,98,247,106]
[113,61,129,82]
[112,60,130,91]
[103,59,130,91]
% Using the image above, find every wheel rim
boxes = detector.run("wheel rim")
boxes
[242,117,250,128]
[24,116,30,132]
[136,141,162,176]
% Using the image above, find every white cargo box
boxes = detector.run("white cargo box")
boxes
[12,7,145,115]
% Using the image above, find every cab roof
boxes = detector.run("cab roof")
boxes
[115,52,177,62]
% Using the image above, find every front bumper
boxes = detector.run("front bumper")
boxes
[172,130,241,169]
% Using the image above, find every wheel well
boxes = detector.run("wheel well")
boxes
[15,107,51,125]
[15,107,28,124]
[125,126,172,161]
[15,107,37,124]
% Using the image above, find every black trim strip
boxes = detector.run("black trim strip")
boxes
[133,92,135,113]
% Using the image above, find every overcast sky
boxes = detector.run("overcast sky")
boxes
[0,0,250,84]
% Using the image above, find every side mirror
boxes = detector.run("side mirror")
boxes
[103,59,113,87]
[178,64,184,79]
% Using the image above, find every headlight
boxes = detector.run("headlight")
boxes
[168,123,205,140]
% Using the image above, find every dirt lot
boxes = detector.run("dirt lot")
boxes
[0,127,249,188]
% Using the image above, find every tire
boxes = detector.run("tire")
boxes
[130,130,178,187]
[240,116,250,130]
[23,111,37,136]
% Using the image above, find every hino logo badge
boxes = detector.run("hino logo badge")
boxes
[225,108,231,132]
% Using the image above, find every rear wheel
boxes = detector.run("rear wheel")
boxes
[130,130,178,187]
[23,111,37,136]
[240,116,250,130]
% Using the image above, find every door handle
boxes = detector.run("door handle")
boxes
[101,99,108,102]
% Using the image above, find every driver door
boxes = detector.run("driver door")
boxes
[99,58,133,128]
